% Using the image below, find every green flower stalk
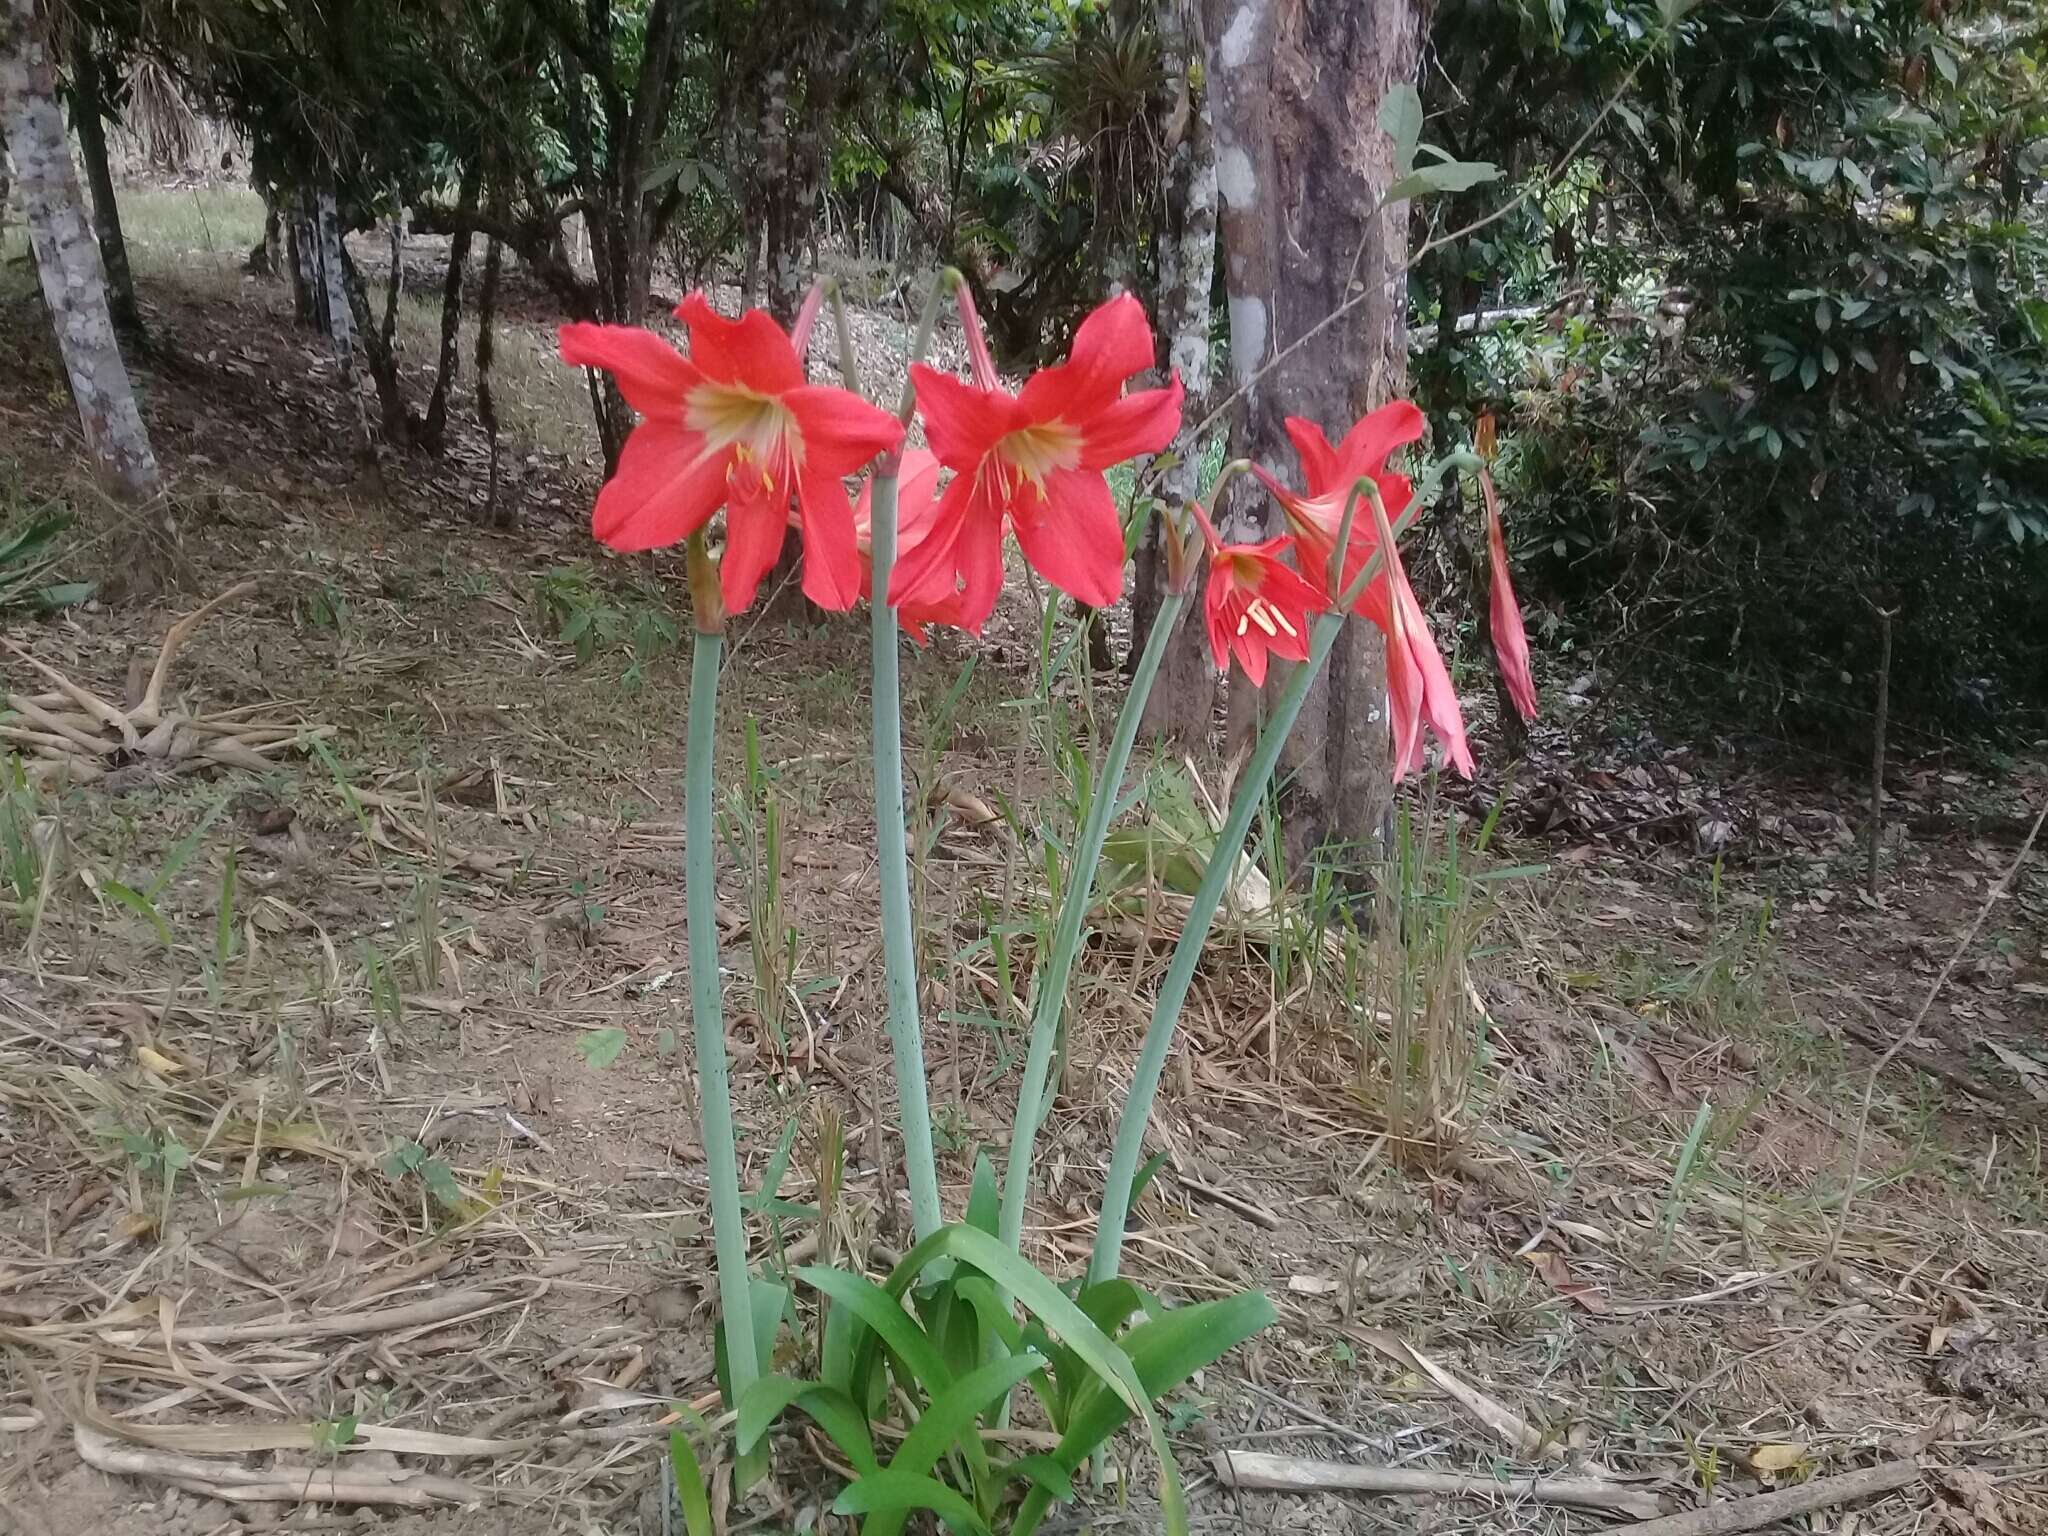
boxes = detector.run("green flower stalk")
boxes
[1089,481,1392,1286]
[682,533,760,1404]
[868,276,952,1242]
[998,476,1239,1258]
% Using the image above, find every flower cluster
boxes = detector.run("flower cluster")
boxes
[560,288,1536,778]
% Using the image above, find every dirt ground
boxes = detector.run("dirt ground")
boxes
[3,191,2047,1536]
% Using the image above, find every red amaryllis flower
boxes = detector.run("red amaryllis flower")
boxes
[853,448,963,642]
[1252,402,1474,780]
[1188,503,1324,687]
[1480,467,1538,721]
[891,292,1183,633]
[558,293,903,614]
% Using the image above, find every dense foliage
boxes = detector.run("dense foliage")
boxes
[1419,0,2048,741]
[61,0,2048,743]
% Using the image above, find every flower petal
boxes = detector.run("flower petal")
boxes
[1077,376,1184,469]
[796,468,862,611]
[785,384,905,477]
[591,421,728,551]
[911,366,1015,468]
[951,483,1008,634]
[675,292,806,395]
[560,323,702,418]
[1039,293,1157,413]
[1328,400,1427,484]
[1483,472,1539,721]
[1282,417,1341,494]
[719,481,791,613]
[888,471,973,612]
[895,449,947,544]
[1011,469,1125,608]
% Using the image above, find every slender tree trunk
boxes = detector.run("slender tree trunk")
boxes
[1206,0,1417,871]
[289,186,324,329]
[66,25,139,337]
[477,220,507,525]
[1135,0,1221,743]
[316,184,381,476]
[339,244,412,445]
[2,0,158,498]
[421,163,478,452]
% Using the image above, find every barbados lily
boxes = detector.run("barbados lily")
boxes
[892,291,1183,632]
[1189,502,1324,687]
[559,293,903,614]
[1253,402,1474,779]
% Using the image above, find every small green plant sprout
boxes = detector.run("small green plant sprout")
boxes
[0,504,93,614]
[381,1137,465,1217]
[534,562,678,684]
[740,1204,1275,1536]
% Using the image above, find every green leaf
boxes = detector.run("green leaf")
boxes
[100,880,172,947]
[1016,1289,1276,1536]
[421,1158,463,1209]
[31,581,93,611]
[881,1226,1185,1535]
[966,1151,1000,1236]
[735,1376,878,1470]
[1005,1453,1076,1504]
[1377,83,1423,177]
[1128,1149,1171,1212]
[666,1430,716,1536]
[833,1469,992,1536]
[577,1027,628,1069]
[148,791,233,898]
[1799,355,1819,390]
[796,1264,954,1402]
[862,1353,1049,1536]
[742,1116,801,1212]
[1385,160,1502,203]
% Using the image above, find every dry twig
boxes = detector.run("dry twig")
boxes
[1215,1449,1667,1518]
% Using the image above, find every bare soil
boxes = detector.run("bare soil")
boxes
[3,210,2046,1536]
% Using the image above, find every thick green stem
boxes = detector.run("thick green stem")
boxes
[1000,586,1188,1256]
[686,630,760,1400]
[1090,481,1396,1286]
[869,467,946,1241]
[1087,609,1337,1284]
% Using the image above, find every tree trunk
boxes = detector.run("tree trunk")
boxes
[66,25,140,337]
[1134,0,1221,743]
[289,186,324,330]
[421,162,479,452]
[339,243,412,446]
[2,0,158,498]
[316,183,381,476]
[476,218,507,525]
[1206,0,1417,872]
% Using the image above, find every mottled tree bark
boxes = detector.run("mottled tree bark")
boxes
[317,184,381,475]
[66,25,139,337]
[477,220,507,525]
[1134,0,1221,743]
[2,0,158,498]
[1205,0,1417,870]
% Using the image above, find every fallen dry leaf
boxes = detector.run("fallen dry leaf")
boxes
[1525,1250,1607,1313]
[1748,1442,1809,1475]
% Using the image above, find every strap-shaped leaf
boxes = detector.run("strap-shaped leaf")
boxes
[861,1353,1048,1536]
[734,1376,877,1471]
[966,1151,1000,1236]
[882,1225,1186,1535]
[796,1264,953,1400]
[1011,1288,1276,1536]
[833,1468,993,1536]
[666,1430,716,1536]
[1004,1453,1075,1505]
